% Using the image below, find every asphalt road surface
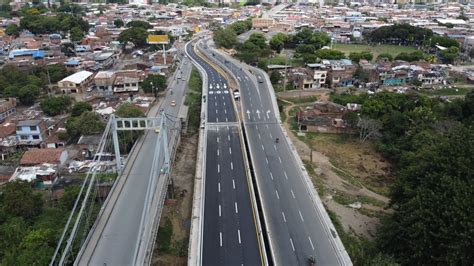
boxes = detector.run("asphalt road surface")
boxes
[186,42,262,266]
[76,55,192,265]
[199,40,351,266]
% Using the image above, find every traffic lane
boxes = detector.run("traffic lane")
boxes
[257,124,317,265]
[203,128,222,266]
[204,126,261,266]
[228,125,262,264]
[265,123,342,266]
[87,129,158,265]
[244,124,299,266]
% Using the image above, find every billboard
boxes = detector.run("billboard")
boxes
[147,35,169,44]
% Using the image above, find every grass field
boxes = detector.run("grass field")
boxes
[333,44,419,60]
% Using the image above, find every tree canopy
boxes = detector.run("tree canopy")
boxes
[40,96,73,116]
[365,23,433,45]
[71,101,92,117]
[126,20,152,29]
[213,27,237,49]
[142,75,167,94]
[117,27,148,48]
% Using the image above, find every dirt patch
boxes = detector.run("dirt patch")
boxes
[281,103,392,239]
[152,133,198,265]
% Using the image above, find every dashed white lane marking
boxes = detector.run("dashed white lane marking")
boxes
[274,144,277,150]
[235,202,238,214]
[291,189,296,199]
[261,145,265,151]
[219,205,221,217]
[284,171,288,180]
[229,147,232,154]
[228,135,230,141]
[265,158,269,164]
[238,230,241,244]
[230,162,234,170]
[270,172,274,180]
[217,164,220,173]
[275,190,280,199]
[225,117,228,122]
[217,149,219,156]
[218,182,220,192]
[279,156,282,163]
[232,179,235,189]
[282,211,287,222]
[290,238,295,251]
[217,137,219,143]
[220,232,223,247]
[299,210,304,222]
[309,236,315,250]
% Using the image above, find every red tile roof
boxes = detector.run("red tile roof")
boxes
[20,148,65,166]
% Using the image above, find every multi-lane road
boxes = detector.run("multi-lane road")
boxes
[75,55,192,265]
[198,39,351,265]
[185,42,263,265]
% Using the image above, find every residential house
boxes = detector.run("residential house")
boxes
[16,120,46,146]
[58,70,94,94]
[307,63,328,88]
[295,102,355,134]
[325,59,357,88]
[94,71,116,92]
[0,98,16,123]
[77,134,102,160]
[20,148,68,166]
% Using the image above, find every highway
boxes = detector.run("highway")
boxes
[198,39,351,266]
[75,55,192,265]
[185,41,263,265]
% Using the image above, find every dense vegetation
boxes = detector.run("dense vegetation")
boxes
[185,68,203,132]
[364,24,433,45]
[331,91,474,264]
[0,65,72,105]
[0,181,80,265]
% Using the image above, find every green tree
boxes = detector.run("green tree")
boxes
[17,228,55,265]
[71,101,92,117]
[117,27,148,48]
[66,111,105,139]
[40,96,73,116]
[395,51,425,62]
[228,19,252,35]
[142,74,167,94]
[247,33,268,50]
[126,20,152,29]
[349,51,373,63]
[18,85,41,105]
[377,53,393,61]
[0,217,28,258]
[58,185,81,211]
[295,44,316,55]
[69,26,84,42]
[114,18,124,28]
[5,23,20,36]
[2,181,43,220]
[269,33,286,53]
[213,27,237,49]
[270,71,282,85]
[440,46,459,64]
[115,103,145,118]
[378,126,474,265]
[430,35,460,48]
[315,49,346,60]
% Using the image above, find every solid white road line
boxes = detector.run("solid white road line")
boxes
[299,210,304,222]
[282,211,287,223]
[275,190,280,199]
[291,189,295,199]
[290,238,295,251]
[235,202,238,214]
[238,230,241,244]
[309,237,315,250]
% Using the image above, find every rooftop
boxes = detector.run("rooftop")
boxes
[17,120,41,127]
[60,71,94,84]
[20,148,65,165]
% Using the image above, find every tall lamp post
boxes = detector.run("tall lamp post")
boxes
[150,81,157,98]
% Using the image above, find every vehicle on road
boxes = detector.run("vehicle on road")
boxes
[308,256,316,266]
[258,76,264,83]
[275,138,279,143]
[170,100,176,107]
